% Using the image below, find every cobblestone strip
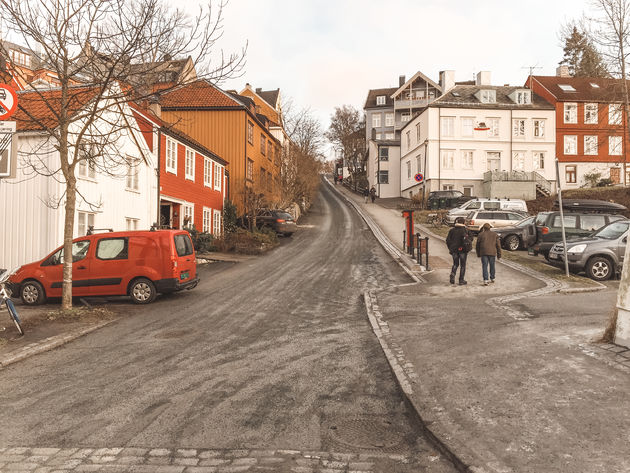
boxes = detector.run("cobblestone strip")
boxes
[0,447,410,472]
[0,320,116,369]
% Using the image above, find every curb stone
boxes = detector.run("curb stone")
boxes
[0,319,116,368]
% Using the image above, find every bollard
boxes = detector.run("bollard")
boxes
[416,233,422,265]
[424,237,431,271]
[402,230,406,252]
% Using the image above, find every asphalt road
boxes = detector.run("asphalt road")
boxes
[0,182,457,471]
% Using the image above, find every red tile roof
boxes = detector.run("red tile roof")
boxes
[530,75,630,102]
[15,87,100,131]
[160,80,242,109]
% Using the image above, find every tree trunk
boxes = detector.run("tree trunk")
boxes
[61,174,76,310]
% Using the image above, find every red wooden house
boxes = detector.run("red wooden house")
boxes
[529,71,630,187]
[133,105,227,235]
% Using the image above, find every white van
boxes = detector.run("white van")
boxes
[446,198,528,225]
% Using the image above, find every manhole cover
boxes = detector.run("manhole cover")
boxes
[328,416,405,450]
[155,329,191,339]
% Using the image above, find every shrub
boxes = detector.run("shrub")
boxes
[187,225,217,253]
[597,178,614,187]
[223,200,238,234]
[582,171,602,188]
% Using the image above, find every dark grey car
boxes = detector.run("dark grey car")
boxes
[491,215,536,251]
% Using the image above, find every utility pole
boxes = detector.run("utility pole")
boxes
[522,65,542,90]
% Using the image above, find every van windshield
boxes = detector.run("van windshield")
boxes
[467,201,481,210]
[594,221,629,240]
[174,234,194,256]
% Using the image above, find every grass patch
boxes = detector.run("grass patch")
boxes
[500,251,599,286]
[211,228,279,255]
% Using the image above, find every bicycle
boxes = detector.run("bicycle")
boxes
[0,269,24,336]
[426,211,448,228]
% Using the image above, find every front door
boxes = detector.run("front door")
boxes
[160,204,172,228]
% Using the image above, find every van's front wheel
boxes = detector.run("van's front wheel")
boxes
[129,278,157,304]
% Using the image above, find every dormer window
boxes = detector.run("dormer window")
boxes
[559,84,576,92]
[516,90,531,104]
[479,89,496,103]
[376,95,386,105]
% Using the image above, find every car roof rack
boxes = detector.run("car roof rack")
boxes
[86,226,114,235]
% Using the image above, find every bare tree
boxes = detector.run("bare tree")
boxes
[0,0,245,309]
[325,105,366,191]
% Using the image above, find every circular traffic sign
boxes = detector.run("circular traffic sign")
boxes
[414,173,424,183]
[0,84,18,120]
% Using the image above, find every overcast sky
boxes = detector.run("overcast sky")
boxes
[191,0,594,158]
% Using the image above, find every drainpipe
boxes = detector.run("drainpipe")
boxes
[510,109,513,174]
[438,107,441,190]
[377,144,381,196]
[156,128,162,226]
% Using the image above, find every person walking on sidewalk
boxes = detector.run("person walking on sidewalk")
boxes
[446,217,472,285]
[363,187,369,203]
[476,223,501,285]
[369,186,377,203]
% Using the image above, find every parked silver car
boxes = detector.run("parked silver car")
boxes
[548,219,630,281]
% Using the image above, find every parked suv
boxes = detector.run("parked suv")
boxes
[447,198,528,225]
[427,190,472,210]
[548,219,629,281]
[528,211,625,259]
[465,210,529,233]
[8,229,199,305]
[491,215,536,251]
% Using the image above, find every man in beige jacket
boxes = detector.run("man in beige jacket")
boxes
[475,223,502,285]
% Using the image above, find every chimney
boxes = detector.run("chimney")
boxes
[439,70,455,92]
[476,71,491,86]
[556,65,570,77]
[148,97,161,118]
[399,75,406,87]
[255,87,262,94]
[245,83,252,90]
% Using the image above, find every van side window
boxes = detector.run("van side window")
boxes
[579,215,606,231]
[484,202,500,210]
[468,201,481,209]
[96,238,129,260]
[552,215,577,228]
[42,241,91,266]
[174,234,194,256]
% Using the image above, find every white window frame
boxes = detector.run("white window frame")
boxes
[385,113,394,127]
[406,160,411,179]
[512,119,525,138]
[584,135,598,155]
[214,163,222,191]
[126,157,140,191]
[203,207,212,233]
[185,148,195,181]
[165,138,177,174]
[533,119,545,138]
[461,117,473,137]
[401,111,411,122]
[486,151,501,171]
[213,209,222,235]
[512,151,525,171]
[385,132,395,140]
[566,165,577,184]
[533,151,545,170]
[441,117,455,137]
[441,149,454,169]
[376,95,386,106]
[609,104,622,125]
[182,203,194,228]
[204,158,212,187]
[77,211,95,237]
[372,114,381,128]
[125,218,139,231]
[609,135,623,155]
[78,159,96,180]
[461,150,473,169]
[564,103,577,124]
[564,135,577,155]
[406,131,411,148]
[416,123,421,141]
[516,90,531,104]
[480,89,496,103]
[487,118,500,138]
[584,103,598,124]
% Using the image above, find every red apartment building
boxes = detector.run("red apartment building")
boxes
[529,70,630,187]
[133,106,227,235]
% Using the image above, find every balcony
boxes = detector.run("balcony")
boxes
[483,171,552,198]
[394,98,431,110]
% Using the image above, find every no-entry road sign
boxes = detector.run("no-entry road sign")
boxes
[0,84,18,120]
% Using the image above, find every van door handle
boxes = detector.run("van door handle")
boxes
[77,265,87,270]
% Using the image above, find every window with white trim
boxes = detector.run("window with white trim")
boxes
[480,89,496,103]
[182,203,194,228]
[214,164,222,191]
[165,138,177,174]
[564,135,577,155]
[203,208,212,233]
[204,158,212,186]
[376,95,386,105]
[566,165,577,184]
[401,111,410,122]
[247,158,253,180]
[609,104,622,124]
[213,209,222,235]
[516,90,531,104]
[512,151,525,171]
[533,151,545,170]
[247,121,254,144]
[609,135,623,155]
[441,150,454,169]
[260,134,266,155]
[406,131,411,148]
[126,218,139,230]
[78,212,95,236]
[585,103,598,124]
[512,119,525,138]
[385,132,395,140]
[406,161,411,179]
[78,159,96,179]
[416,123,421,141]
[461,117,473,137]
[584,135,598,155]
[486,151,501,171]
[564,103,577,124]
[385,113,394,127]
[441,117,455,137]
[372,114,381,128]
[462,150,473,169]
[533,119,545,138]
[487,118,500,137]
[126,157,140,190]
[185,148,195,180]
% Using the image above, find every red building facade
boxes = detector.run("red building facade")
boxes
[529,74,630,187]
[134,107,227,235]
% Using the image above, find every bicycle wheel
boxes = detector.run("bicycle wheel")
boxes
[5,299,24,336]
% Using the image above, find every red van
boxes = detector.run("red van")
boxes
[9,229,199,305]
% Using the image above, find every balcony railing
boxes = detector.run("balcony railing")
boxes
[394,98,431,109]
[483,170,551,195]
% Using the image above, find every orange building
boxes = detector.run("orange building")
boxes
[160,80,282,214]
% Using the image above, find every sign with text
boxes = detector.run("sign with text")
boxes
[0,121,17,178]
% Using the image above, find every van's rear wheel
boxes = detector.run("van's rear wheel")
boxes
[130,278,157,304]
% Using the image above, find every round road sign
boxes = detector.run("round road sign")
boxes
[414,173,424,183]
[0,84,18,120]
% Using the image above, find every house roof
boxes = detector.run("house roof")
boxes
[364,87,398,109]
[530,75,630,102]
[429,85,554,110]
[14,86,100,131]
[391,71,442,99]
[160,80,242,109]
[258,89,280,108]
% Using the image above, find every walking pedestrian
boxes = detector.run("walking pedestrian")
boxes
[363,187,369,203]
[446,216,472,285]
[476,223,501,285]
[369,186,377,203]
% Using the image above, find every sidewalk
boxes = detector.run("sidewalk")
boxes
[332,180,630,472]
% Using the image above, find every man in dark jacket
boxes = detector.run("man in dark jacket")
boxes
[476,222,502,285]
[446,216,471,285]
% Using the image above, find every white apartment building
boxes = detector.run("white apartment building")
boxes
[400,73,557,200]
[366,140,400,198]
